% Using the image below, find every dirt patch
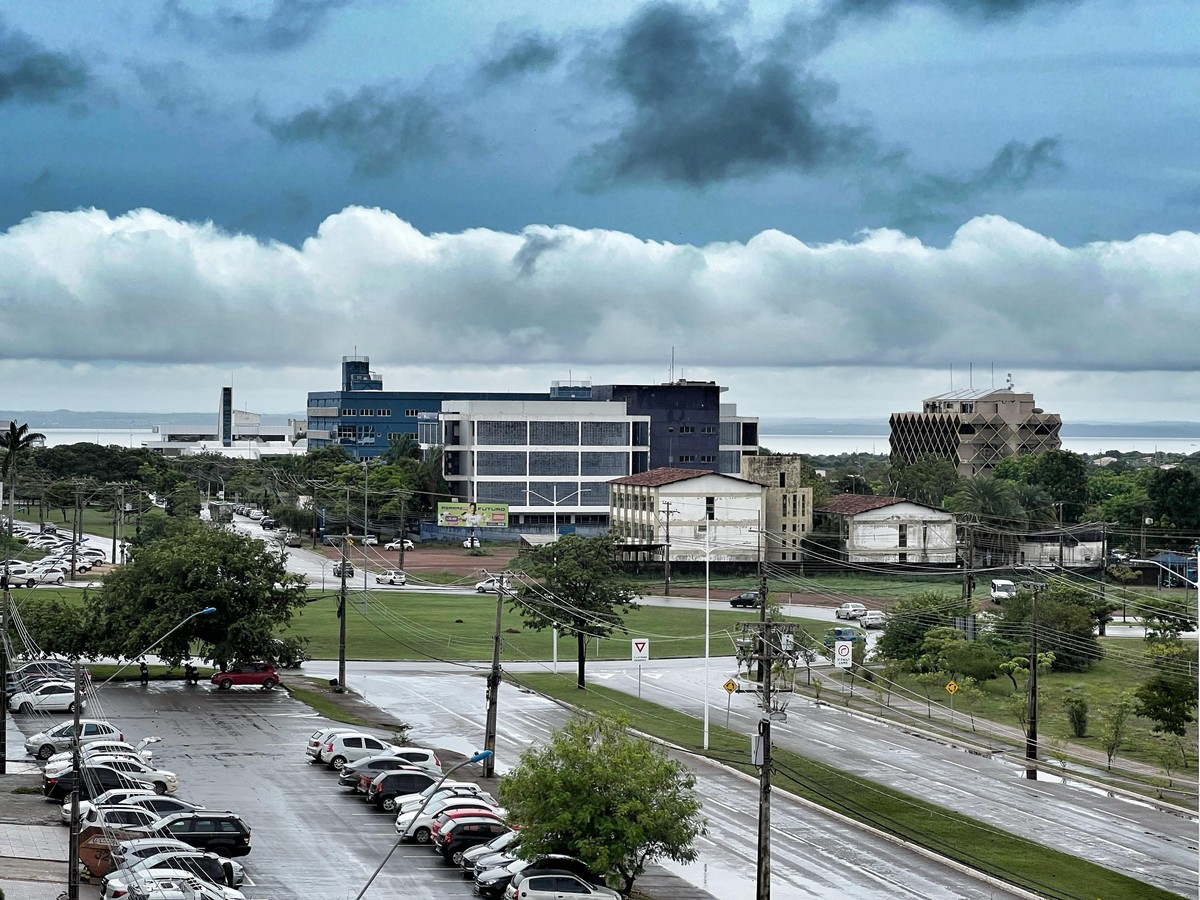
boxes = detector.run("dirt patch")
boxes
[0,774,61,826]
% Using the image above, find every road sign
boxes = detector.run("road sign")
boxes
[833,640,854,669]
[631,639,649,662]
[945,680,959,694]
[723,678,737,695]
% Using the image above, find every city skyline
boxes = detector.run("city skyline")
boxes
[1,1,1197,421]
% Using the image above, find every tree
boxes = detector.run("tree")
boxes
[1062,686,1089,737]
[165,482,203,518]
[2,422,46,547]
[512,534,639,689]
[1147,466,1200,531]
[875,591,972,663]
[1096,691,1136,770]
[886,455,961,507]
[93,517,308,667]
[498,714,705,895]
[998,584,1102,672]
[1134,675,1197,737]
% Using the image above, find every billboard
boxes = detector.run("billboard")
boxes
[438,502,509,528]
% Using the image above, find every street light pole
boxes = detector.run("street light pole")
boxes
[354,749,494,899]
[527,486,590,543]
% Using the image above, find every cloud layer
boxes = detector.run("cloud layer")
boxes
[0,206,1195,376]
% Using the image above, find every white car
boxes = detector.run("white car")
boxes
[86,755,178,794]
[9,680,83,714]
[835,602,868,620]
[862,610,886,629]
[475,576,511,593]
[320,732,403,770]
[26,719,124,760]
[46,736,159,769]
[304,727,360,764]
[375,569,407,585]
[64,787,157,825]
[102,862,245,900]
[394,783,496,816]
[463,536,481,548]
[385,538,415,551]
[505,871,620,900]
[81,803,161,830]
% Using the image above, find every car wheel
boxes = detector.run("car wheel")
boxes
[153,781,168,795]
[37,744,56,760]
[261,677,276,690]
[219,678,233,690]
[19,703,33,714]
[381,796,397,812]
[66,701,76,713]
[412,825,431,844]
[330,755,347,771]
[450,847,466,866]
[23,579,34,588]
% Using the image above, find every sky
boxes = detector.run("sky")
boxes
[0,0,1197,424]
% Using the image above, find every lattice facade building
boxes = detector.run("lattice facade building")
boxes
[889,385,1062,477]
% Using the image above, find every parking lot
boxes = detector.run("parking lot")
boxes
[11,680,489,898]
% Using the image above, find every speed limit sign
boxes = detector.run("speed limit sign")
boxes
[833,640,854,669]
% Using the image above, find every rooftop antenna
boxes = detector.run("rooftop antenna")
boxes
[1006,372,1014,391]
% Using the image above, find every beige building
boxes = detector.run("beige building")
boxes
[609,467,763,563]
[740,456,813,563]
[889,382,1062,477]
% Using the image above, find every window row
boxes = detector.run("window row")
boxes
[476,452,631,476]
[341,408,393,417]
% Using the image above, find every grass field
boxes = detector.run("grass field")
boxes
[518,674,1178,900]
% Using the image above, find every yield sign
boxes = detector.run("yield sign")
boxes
[631,639,650,662]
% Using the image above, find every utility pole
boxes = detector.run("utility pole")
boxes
[1,480,8,776]
[67,661,83,900]
[1026,584,1043,780]
[738,619,796,900]
[662,501,676,596]
[482,571,505,778]
[397,494,407,570]
[961,522,974,601]
[337,527,349,691]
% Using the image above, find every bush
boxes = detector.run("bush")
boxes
[1064,689,1089,737]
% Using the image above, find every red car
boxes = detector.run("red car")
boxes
[210,663,279,691]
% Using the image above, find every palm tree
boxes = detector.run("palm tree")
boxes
[2,421,46,554]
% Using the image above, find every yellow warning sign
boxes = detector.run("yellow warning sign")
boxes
[723,679,738,695]
[945,680,959,694]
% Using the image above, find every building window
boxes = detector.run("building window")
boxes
[530,421,579,445]
[361,409,374,416]
[343,409,356,416]
[581,452,628,476]
[898,524,908,548]
[678,455,696,463]
[706,497,715,520]
[478,421,528,445]
[378,408,391,417]
[529,452,578,476]
[405,408,421,417]
[700,455,715,463]
[701,425,717,434]
[477,451,527,476]
[781,496,787,517]
[581,421,629,446]
[679,426,695,434]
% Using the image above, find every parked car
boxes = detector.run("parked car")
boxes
[990,579,1018,602]
[44,765,144,801]
[474,576,510,593]
[318,732,403,771]
[304,727,359,764]
[284,532,302,547]
[459,828,520,874]
[27,718,123,760]
[729,591,759,608]
[360,535,378,546]
[134,811,252,857]
[476,856,600,900]
[430,809,505,847]
[66,788,158,825]
[45,737,160,772]
[82,803,161,831]
[338,748,441,788]
[356,765,426,794]
[118,795,206,820]
[106,872,245,900]
[392,782,495,813]
[861,610,886,629]
[9,680,83,714]
[385,538,415,551]
[463,536,481,549]
[332,562,354,578]
[436,817,509,866]
[504,869,620,900]
[395,795,500,843]
[835,602,868,620]
[101,849,243,898]
[375,569,407,585]
[209,663,278,691]
[83,755,179,795]
[365,769,440,811]
[110,837,201,869]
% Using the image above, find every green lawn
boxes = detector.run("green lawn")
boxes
[519,673,1179,900]
[285,590,825,662]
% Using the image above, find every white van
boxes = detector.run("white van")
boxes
[990,579,1017,602]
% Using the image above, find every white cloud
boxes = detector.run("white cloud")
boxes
[0,206,1197,421]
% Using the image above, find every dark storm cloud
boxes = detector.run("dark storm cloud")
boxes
[869,138,1065,229]
[260,85,452,177]
[478,29,561,83]
[829,0,1083,23]
[513,231,569,277]
[0,24,88,105]
[129,61,211,116]
[158,0,349,53]
[580,3,873,188]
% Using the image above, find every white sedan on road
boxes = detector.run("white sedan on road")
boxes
[835,602,867,619]
[375,569,407,585]
[385,538,415,551]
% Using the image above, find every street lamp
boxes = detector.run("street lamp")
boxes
[675,532,721,750]
[354,749,495,899]
[527,485,591,542]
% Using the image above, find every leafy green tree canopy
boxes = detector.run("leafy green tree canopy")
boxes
[998,583,1102,672]
[875,591,972,663]
[886,455,961,508]
[95,517,308,667]
[498,715,705,895]
[513,533,639,688]
[1147,467,1200,532]
[1134,675,1197,737]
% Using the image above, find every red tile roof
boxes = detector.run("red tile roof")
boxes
[816,494,910,516]
[610,467,724,487]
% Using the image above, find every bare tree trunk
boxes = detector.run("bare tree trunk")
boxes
[576,632,586,689]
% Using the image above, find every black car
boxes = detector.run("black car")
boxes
[438,820,509,866]
[43,766,142,801]
[729,591,760,608]
[338,755,421,790]
[333,562,354,578]
[365,770,439,811]
[141,811,252,857]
